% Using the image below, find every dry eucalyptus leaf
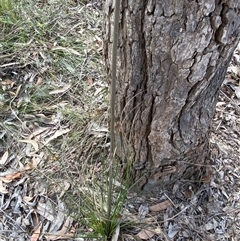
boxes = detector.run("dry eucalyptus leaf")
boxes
[49,199,65,232]
[19,139,39,152]
[228,65,240,77]
[111,178,126,189]
[15,84,22,97]
[52,46,82,56]
[0,180,8,194]
[149,200,171,212]
[1,172,21,183]
[35,76,43,86]
[89,124,109,138]
[37,201,55,222]
[168,223,179,238]
[28,127,51,139]
[49,84,71,95]
[23,196,35,202]
[35,114,54,124]
[44,217,74,241]
[235,86,240,99]
[122,234,136,241]
[111,224,120,241]
[24,155,43,171]
[137,229,155,240]
[138,204,149,219]
[44,129,70,146]
[59,181,71,198]
[28,152,44,169]
[31,222,42,241]
[0,150,9,165]
[1,78,14,86]
[122,209,139,222]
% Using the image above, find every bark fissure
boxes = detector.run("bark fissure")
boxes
[104,0,240,190]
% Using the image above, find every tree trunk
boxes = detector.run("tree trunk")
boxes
[103,0,240,190]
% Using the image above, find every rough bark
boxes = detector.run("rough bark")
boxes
[103,0,240,190]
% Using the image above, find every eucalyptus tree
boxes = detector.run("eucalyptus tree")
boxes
[104,0,240,190]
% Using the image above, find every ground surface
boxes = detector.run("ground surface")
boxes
[0,1,240,241]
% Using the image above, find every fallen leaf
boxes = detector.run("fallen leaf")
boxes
[149,200,171,212]
[168,223,179,238]
[35,76,43,87]
[59,217,72,234]
[44,129,70,146]
[25,152,44,170]
[111,224,120,241]
[122,234,135,240]
[23,196,34,202]
[110,178,126,189]
[19,139,39,152]
[0,150,9,165]
[183,189,192,199]
[49,84,71,95]
[52,46,82,56]
[24,163,33,171]
[28,127,50,139]
[59,180,71,198]
[201,170,213,183]
[228,65,240,76]
[235,86,240,99]
[1,78,14,85]
[35,114,53,124]
[15,84,22,97]
[37,201,55,222]
[223,76,237,85]
[31,222,42,241]
[137,229,155,240]
[87,75,93,86]
[89,124,109,137]
[1,172,21,183]
[49,199,65,233]
[0,180,8,194]
[44,217,74,240]
[121,210,139,222]
[138,204,149,219]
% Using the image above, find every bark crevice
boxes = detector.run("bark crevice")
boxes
[104,0,240,191]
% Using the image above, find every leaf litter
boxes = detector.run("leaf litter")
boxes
[0,0,106,240]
